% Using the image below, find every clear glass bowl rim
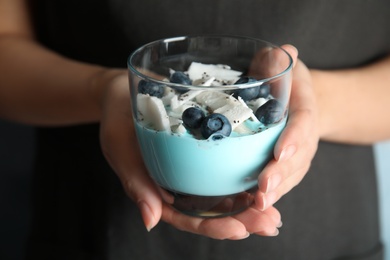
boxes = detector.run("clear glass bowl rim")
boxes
[127,34,293,90]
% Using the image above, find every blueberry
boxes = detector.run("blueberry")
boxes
[255,99,284,125]
[170,71,192,85]
[232,76,260,101]
[170,71,192,93]
[200,113,232,140]
[182,107,205,129]
[138,79,164,98]
[258,84,270,98]
[235,76,257,85]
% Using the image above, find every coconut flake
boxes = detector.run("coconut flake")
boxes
[237,96,260,123]
[214,103,253,130]
[187,62,242,82]
[137,94,171,133]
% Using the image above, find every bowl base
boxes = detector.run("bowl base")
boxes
[162,186,258,218]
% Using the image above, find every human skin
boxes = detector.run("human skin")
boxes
[1,0,389,240]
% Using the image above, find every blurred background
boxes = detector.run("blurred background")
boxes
[375,142,390,260]
[0,120,389,260]
[0,120,35,260]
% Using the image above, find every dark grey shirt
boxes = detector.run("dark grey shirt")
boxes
[28,1,390,259]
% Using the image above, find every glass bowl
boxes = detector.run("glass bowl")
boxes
[128,35,293,217]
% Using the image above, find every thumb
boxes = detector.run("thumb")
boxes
[281,44,299,68]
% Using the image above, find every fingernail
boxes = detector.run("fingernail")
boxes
[269,228,280,236]
[260,193,267,211]
[229,232,250,240]
[138,201,156,232]
[278,145,296,162]
[277,221,283,228]
[240,232,251,240]
[266,174,282,194]
[261,191,277,211]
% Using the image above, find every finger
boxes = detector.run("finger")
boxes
[281,44,298,67]
[256,121,317,210]
[162,203,282,240]
[100,77,162,231]
[255,145,313,211]
[232,205,281,236]
[248,44,297,79]
[161,204,249,240]
[254,61,319,210]
[274,60,318,162]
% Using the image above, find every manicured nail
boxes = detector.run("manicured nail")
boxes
[277,221,283,228]
[138,201,156,232]
[269,228,280,236]
[266,174,282,194]
[278,145,296,162]
[261,191,277,211]
[242,232,251,239]
[229,232,250,240]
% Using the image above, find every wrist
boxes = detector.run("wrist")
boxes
[310,68,358,142]
[310,69,330,140]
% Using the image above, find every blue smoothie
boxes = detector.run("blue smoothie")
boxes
[135,120,286,196]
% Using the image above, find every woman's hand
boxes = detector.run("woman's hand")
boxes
[98,44,319,239]
[99,70,283,240]
[255,45,320,212]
